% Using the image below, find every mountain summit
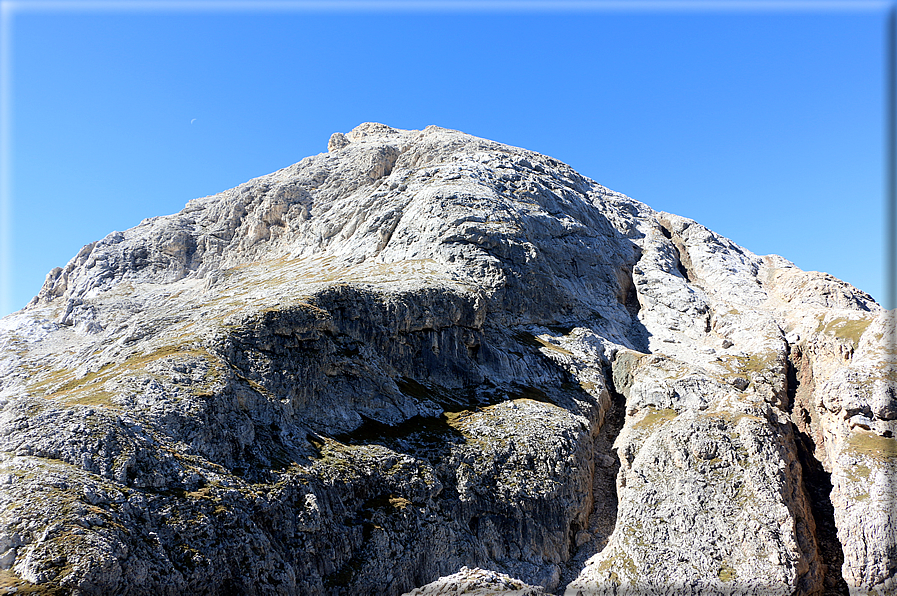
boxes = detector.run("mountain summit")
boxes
[0,123,893,595]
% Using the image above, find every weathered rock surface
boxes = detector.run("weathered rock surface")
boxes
[403,566,548,595]
[0,123,893,595]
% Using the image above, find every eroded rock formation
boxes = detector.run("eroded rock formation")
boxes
[0,123,893,595]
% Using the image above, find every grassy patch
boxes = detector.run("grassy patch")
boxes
[443,409,475,432]
[27,363,120,408]
[29,344,224,407]
[309,439,361,473]
[845,463,872,483]
[0,568,67,594]
[513,331,573,356]
[594,549,637,580]
[185,486,215,500]
[720,351,779,375]
[633,407,678,430]
[817,316,873,346]
[741,351,780,374]
[66,390,118,407]
[846,431,897,461]
[388,496,411,510]
[718,563,737,582]
[46,363,116,394]
[716,350,781,386]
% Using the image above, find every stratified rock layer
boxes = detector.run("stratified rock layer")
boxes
[0,123,893,596]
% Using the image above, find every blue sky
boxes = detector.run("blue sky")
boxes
[0,0,891,316]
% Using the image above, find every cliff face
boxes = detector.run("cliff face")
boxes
[0,123,892,595]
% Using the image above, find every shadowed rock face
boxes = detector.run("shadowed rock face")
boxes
[0,123,893,596]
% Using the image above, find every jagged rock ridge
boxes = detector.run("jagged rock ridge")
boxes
[0,123,893,595]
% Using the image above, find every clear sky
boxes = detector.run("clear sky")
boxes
[0,0,891,317]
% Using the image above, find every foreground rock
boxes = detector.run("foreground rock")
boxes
[0,123,893,595]
[403,566,547,595]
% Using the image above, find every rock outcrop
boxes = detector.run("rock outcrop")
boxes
[0,123,893,595]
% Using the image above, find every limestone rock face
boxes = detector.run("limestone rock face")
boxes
[404,566,548,595]
[0,123,893,595]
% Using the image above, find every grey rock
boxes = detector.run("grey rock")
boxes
[0,123,893,596]
[404,566,548,595]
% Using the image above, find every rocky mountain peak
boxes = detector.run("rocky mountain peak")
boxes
[0,124,893,595]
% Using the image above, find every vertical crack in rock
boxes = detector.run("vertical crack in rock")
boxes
[793,424,850,596]
[787,346,850,595]
[618,259,650,355]
[558,364,626,592]
[375,210,403,255]
[614,265,640,318]
[657,219,696,284]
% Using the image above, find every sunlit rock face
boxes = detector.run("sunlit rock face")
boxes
[0,123,893,596]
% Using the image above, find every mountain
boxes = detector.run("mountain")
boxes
[0,123,893,595]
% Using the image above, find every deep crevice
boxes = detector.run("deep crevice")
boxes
[792,424,850,595]
[657,220,697,285]
[675,258,692,283]
[620,261,650,354]
[558,365,627,591]
[787,348,849,595]
[618,266,641,318]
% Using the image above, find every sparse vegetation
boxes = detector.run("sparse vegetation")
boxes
[718,351,779,377]
[7,124,895,596]
[845,463,872,482]
[513,331,573,356]
[633,407,678,430]
[25,343,225,408]
[816,316,873,346]
[388,496,411,510]
[718,563,737,582]
[593,549,637,580]
[846,431,897,461]
[703,410,764,425]
[0,568,67,594]
[443,409,475,431]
